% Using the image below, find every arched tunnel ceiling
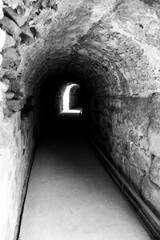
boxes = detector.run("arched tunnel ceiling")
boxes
[1,0,160,99]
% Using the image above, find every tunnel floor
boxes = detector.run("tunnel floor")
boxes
[19,113,151,240]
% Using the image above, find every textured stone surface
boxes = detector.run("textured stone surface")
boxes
[129,165,144,192]
[133,148,151,172]
[148,93,160,156]
[4,7,28,27]
[5,91,15,100]
[7,99,24,112]
[148,130,160,156]
[150,157,160,188]
[0,16,21,39]
[3,34,16,50]
[142,176,160,217]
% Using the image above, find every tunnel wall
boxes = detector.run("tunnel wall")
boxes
[86,46,160,222]
[0,12,41,237]
[90,95,159,210]
[0,98,40,240]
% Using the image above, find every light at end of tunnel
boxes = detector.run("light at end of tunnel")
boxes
[62,109,82,113]
[62,83,82,114]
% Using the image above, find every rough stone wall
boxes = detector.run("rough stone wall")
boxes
[0,96,40,240]
[89,65,160,219]
[0,2,40,237]
[91,96,154,207]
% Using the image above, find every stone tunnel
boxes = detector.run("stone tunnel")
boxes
[1,0,160,239]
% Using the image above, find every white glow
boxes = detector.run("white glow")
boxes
[63,84,76,111]
[62,84,81,113]
[64,109,81,113]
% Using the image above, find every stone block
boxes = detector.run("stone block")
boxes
[133,148,151,172]
[1,16,21,39]
[142,176,160,217]
[4,7,28,27]
[150,157,160,188]
[2,48,20,71]
[7,99,24,112]
[0,81,9,92]
[149,93,160,129]
[128,129,139,144]
[139,137,149,151]
[10,81,21,93]
[129,165,144,192]
[5,91,15,100]
[3,107,13,117]
[21,23,34,38]
[148,128,160,156]
[3,34,16,50]
[3,48,20,62]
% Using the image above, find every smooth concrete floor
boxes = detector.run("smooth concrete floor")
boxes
[19,113,151,240]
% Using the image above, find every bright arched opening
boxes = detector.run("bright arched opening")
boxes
[62,83,82,113]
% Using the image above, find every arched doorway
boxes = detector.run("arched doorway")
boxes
[61,83,82,114]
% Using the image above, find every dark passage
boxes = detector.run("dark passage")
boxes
[19,112,150,240]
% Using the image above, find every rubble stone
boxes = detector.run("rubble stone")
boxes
[7,99,24,111]
[4,7,28,27]
[0,16,21,39]
[5,91,15,99]
[2,34,16,50]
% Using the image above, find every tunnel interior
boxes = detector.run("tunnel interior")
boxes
[1,0,160,239]
[37,71,90,137]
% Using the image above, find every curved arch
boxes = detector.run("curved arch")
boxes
[62,83,82,113]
